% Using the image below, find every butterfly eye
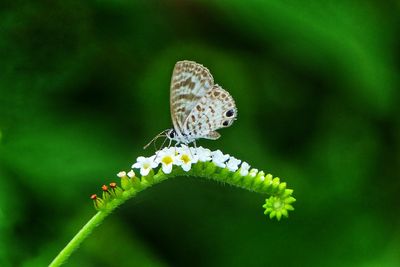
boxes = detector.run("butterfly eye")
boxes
[169,130,175,138]
[223,120,230,127]
[226,109,235,117]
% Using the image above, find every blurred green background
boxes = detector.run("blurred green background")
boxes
[1,1,399,266]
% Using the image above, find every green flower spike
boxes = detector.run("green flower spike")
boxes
[49,145,296,266]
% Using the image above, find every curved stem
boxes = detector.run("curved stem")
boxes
[49,160,295,266]
[49,211,109,267]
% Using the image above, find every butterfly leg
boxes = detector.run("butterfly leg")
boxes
[187,141,197,158]
[167,138,172,149]
[173,141,181,156]
[182,141,193,158]
[167,138,175,156]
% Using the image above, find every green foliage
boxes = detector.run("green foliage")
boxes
[1,0,399,266]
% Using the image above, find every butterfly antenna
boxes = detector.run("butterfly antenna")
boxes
[157,136,169,152]
[154,136,169,160]
[143,130,168,150]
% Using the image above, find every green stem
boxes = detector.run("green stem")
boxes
[49,211,109,267]
[49,161,295,266]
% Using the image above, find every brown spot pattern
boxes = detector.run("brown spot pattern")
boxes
[169,61,237,140]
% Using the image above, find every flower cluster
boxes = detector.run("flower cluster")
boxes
[91,145,295,220]
[131,145,251,177]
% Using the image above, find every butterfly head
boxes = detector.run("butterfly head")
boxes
[167,129,176,140]
[166,128,195,144]
[166,128,184,142]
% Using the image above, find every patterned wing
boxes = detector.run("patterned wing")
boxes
[183,85,237,139]
[170,61,214,135]
[203,131,221,140]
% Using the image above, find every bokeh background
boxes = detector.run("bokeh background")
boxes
[1,1,399,266]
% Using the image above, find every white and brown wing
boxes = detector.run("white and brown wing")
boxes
[183,85,237,139]
[170,61,214,135]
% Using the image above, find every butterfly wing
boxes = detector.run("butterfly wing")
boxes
[183,85,237,139]
[170,61,214,136]
[203,131,221,140]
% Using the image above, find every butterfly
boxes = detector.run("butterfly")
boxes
[144,60,237,149]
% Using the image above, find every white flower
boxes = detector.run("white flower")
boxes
[175,145,198,172]
[117,171,126,178]
[239,162,250,176]
[127,170,135,178]
[175,145,192,156]
[226,156,241,172]
[249,168,258,177]
[132,156,158,176]
[156,149,176,174]
[156,147,175,157]
[211,150,230,168]
[195,146,212,162]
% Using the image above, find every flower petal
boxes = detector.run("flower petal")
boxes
[181,163,191,172]
[140,167,151,176]
[162,163,173,174]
